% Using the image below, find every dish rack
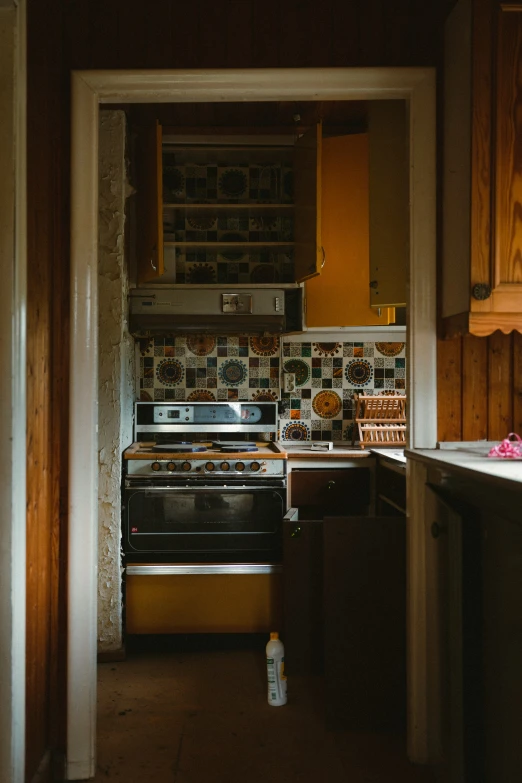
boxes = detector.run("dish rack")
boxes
[352,394,407,449]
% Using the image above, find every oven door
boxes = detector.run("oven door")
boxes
[123,479,286,560]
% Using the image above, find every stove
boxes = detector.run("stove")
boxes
[122,402,287,561]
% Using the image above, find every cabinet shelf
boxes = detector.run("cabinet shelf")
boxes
[164,241,294,249]
[164,203,294,210]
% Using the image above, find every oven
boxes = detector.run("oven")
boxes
[123,477,286,561]
[122,402,287,634]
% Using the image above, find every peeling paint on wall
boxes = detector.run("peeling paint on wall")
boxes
[98,110,134,653]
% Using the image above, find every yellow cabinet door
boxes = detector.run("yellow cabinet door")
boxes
[136,120,164,284]
[305,133,395,327]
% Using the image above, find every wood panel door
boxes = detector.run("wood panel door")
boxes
[136,120,164,284]
[282,509,323,676]
[323,514,406,731]
[294,122,323,283]
[442,0,522,337]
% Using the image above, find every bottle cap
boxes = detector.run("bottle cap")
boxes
[270,632,279,640]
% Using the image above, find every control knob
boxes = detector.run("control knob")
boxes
[166,462,176,471]
[151,462,161,471]
[220,462,230,471]
[235,462,245,471]
[205,462,215,471]
[250,461,260,472]
[181,461,191,472]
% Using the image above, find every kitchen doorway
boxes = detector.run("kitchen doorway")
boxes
[69,67,436,780]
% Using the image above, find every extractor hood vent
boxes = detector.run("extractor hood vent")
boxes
[128,287,301,336]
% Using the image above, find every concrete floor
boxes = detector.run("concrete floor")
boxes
[95,635,438,782]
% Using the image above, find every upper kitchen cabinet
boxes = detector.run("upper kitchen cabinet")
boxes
[442,0,522,337]
[136,122,324,288]
[293,122,323,282]
[304,131,396,327]
[135,121,164,285]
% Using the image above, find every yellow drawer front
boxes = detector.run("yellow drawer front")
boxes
[125,567,282,634]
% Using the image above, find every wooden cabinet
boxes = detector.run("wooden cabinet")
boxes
[136,123,322,287]
[282,509,323,676]
[442,0,522,337]
[282,508,407,732]
[289,467,371,519]
[135,121,164,285]
[375,458,406,516]
[323,514,406,730]
[304,132,396,327]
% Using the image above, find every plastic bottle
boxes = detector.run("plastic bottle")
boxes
[266,631,287,706]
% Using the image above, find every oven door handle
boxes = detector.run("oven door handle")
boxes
[125,484,286,491]
[125,563,282,576]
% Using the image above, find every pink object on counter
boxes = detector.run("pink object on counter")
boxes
[487,433,522,459]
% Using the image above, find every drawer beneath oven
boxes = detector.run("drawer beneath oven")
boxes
[125,564,282,634]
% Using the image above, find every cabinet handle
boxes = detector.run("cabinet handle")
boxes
[327,480,335,490]
[321,246,326,269]
[150,257,157,272]
[290,525,301,538]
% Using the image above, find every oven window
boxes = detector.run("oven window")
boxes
[124,487,285,555]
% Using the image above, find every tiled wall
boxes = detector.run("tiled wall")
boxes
[137,335,406,442]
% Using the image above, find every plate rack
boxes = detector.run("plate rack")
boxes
[352,394,407,449]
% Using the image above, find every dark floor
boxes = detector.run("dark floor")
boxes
[95,635,438,782]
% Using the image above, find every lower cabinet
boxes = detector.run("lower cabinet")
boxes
[283,508,406,731]
[289,467,371,518]
[425,484,522,783]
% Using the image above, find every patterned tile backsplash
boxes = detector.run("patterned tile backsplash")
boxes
[136,335,406,443]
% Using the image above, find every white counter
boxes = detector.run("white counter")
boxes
[405,446,522,490]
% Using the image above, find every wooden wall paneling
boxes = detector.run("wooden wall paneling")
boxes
[171,3,206,70]
[225,0,255,69]
[64,0,93,69]
[87,0,125,71]
[462,334,488,440]
[358,0,386,65]
[249,0,282,67]
[487,331,513,439]
[26,0,66,777]
[276,0,322,67]
[437,337,463,441]
[513,332,522,435]
[330,0,360,66]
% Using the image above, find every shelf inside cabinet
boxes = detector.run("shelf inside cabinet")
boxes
[161,139,296,285]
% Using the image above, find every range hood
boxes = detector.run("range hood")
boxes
[128,287,300,335]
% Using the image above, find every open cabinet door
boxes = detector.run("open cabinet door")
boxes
[136,120,164,284]
[294,122,323,282]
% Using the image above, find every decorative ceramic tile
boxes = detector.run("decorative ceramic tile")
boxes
[135,335,405,443]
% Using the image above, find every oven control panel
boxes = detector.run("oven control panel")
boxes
[126,458,286,478]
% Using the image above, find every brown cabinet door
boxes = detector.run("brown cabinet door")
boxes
[323,514,406,730]
[442,0,522,337]
[289,468,370,517]
[492,4,522,313]
[136,120,164,284]
[294,122,323,282]
[283,511,323,676]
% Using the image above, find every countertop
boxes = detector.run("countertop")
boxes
[405,445,522,490]
[277,443,371,459]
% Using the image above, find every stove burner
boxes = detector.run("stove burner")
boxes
[152,444,208,453]
[219,445,259,453]
[211,441,258,449]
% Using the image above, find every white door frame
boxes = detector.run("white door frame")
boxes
[69,67,436,779]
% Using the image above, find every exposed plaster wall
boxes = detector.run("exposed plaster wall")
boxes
[98,110,134,653]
